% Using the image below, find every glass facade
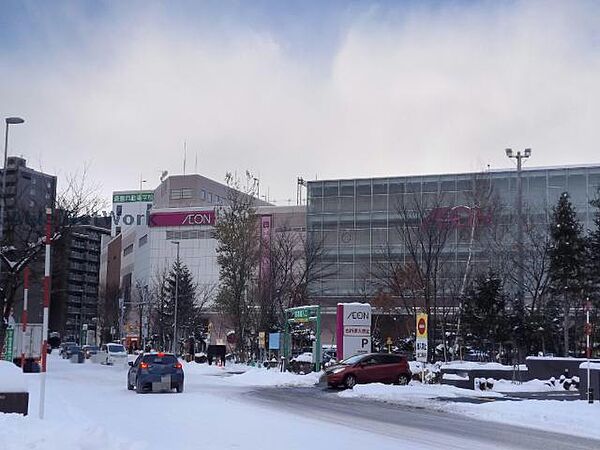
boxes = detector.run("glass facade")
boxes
[307,166,600,300]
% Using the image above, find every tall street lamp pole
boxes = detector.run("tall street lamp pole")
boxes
[506,148,532,308]
[1,117,25,242]
[171,241,180,354]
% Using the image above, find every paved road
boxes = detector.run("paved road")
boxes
[243,386,600,450]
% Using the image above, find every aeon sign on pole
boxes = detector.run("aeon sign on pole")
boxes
[336,303,372,360]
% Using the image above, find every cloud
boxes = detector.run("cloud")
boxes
[1,1,600,203]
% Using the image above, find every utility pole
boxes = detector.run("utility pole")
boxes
[506,148,531,307]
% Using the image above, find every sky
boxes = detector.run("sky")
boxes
[1,0,600,205]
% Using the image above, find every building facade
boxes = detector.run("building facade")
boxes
[50,221,111,342]
[306,165,600,305]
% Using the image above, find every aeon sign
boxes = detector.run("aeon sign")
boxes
[336,303,372,360]
[149,210,216,227]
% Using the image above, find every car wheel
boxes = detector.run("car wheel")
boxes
[396,374,409,386]
[176,383,184,393]
[127,378,134,390]
[344,374,357,389]
[136,381,146,394]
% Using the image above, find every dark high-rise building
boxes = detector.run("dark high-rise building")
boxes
[50,218,111,343]
[1,156,56,325]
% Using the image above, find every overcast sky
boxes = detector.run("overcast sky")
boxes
[2,0,600,204]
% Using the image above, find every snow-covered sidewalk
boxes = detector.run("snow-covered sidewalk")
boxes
[338,381,600,440]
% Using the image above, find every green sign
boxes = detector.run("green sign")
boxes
[113,192,154,203]
[293,309,311,320]
[3,327,14,361]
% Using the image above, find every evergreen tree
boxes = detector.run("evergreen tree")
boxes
[462,272,509,357]
[155,260,199,350]
[548,192,586,357]
[587,188,600,303]
[165,259,199,344]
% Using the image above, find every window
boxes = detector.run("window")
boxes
[116,205,123,215]
[123,244,133,256]
[208,193,213,203]
[181,188,193,199]
[170,189,182,200]
[200,190,206,200]
[138,234,148,247]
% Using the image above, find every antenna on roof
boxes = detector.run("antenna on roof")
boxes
[195,152,198,174]
[183,141,187,175]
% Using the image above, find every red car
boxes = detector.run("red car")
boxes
[325,353,411,388]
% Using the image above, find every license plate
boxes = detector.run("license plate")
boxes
[161,375,171,383]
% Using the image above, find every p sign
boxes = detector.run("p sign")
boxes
[336,303,372,360]
[415,313,428,362]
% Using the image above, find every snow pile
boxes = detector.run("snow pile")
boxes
[0,361,27,392]
[447,400,600,440]
[226,367,322,387]
[579,361,600,370]
[492,378,574,393]
[440,361,527,371]
[291,352,313,363]
[0,415,140,450]
[339,382,503,406]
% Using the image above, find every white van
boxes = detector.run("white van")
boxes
[99,343,128,365]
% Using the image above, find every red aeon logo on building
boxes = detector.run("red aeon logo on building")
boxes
[149,210,216,227]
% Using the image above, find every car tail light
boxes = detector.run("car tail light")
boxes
[174,362,182,369]
[140,362,149,369]
[158,352,165,357]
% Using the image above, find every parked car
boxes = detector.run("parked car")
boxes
[100,343,128,365]
[64,345,81,360]
[325,353,411,389]
[60,342,77,359]
[82,345,99,359]
[127,352,184,394]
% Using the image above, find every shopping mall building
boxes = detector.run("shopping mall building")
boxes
[305,164,600,309]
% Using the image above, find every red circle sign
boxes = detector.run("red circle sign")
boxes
[418,318,426,335]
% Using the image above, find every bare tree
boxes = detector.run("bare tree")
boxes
[213,171,260,361]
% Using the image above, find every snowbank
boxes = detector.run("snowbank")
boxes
[0,415,140,450]
[226,367,322,387]
[447,400,600,440]
[579,361,600,370]
[0,361,27,392]
[441,361,527,371]
[339,382,503,406]
[492,378,568,393]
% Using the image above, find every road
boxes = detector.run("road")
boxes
[243,386,600,450]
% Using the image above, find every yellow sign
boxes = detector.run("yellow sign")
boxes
[415,313,428,362]
[386,337,393,345]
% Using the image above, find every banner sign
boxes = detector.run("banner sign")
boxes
[268,332,280,350]
[336,303,372,360]
[113,192,154,203]
[149,210,216,227]
[415,313,428,362]
[2,327,14,361]
[259,215,272,281]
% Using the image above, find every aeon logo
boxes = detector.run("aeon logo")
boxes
[182,213,213,225]
[347,311,370,320]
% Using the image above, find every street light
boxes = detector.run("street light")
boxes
[171,241,180,354]
[505,148,532,308]
[1,117,25,242]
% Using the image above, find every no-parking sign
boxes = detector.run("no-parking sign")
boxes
[416,313,428,362]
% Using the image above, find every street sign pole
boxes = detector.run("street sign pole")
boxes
[585,300,592,403]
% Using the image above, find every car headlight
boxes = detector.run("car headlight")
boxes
[331,367,346,374]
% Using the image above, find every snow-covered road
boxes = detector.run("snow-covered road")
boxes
[2,355,599,450]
